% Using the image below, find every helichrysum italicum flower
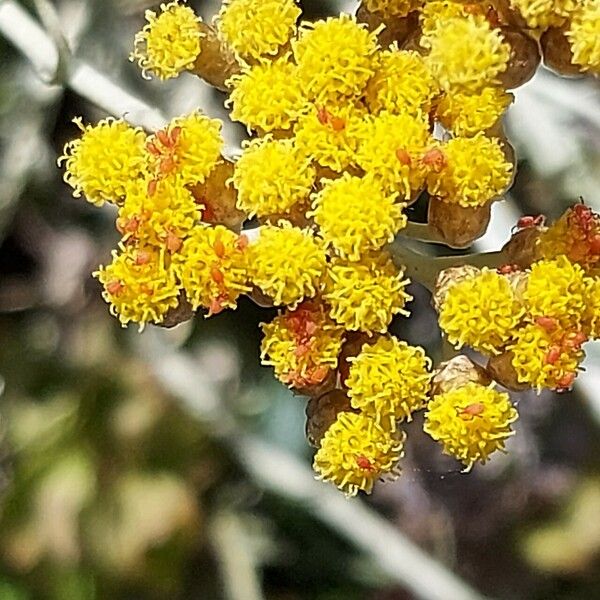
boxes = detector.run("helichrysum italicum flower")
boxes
[324,252,412,333]
[355,111,432,199]
[116,178,200,250]
[438,268,524,355]
[95,245,181,329]
[313,411,406,496]
[365,48,439,116]
[293,15,379,101]
[583,278,600,339]
[131,0,204,80]
[523,255,588,330]
[422,15,510,93]
[363,0,424,17]
[294,103,366,173]
[226,58,307,134]
[426,134,513,208]
[424,382,518,470]
[310,174,406,260]
[436,88,514,137]
[567,2,600,74]
[174,225,250,314]
[261,301,344,388]
[419,0,468,38]
[146,111,223,186]
[233,137,316,218]
[508,322,584,392]
[248,223,327,308]
[346,336,432,428]
[216,0,301,61]
[509,0,578,30]
[59,118,146,206]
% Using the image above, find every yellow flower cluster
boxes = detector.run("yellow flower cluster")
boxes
[567,1,600,73]
[509,0,578,31]
[424,382,518,470]
[363,0,424,18]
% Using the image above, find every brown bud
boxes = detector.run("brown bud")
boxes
[486,351,530,391]
[501,227,544,269]
[432,264,481,312]
[356,4,419,48]
[431,355,491,396]
[305,389,353,448]
[498,26,541,89]
[541,27,582,77]
[428,197,492,249]
[192,22,241,91]
[157,293,195,328]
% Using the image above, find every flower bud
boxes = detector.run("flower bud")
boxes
[432,265,481,313]
[356,4,419,48]
[541,27,582,77]
[501,227,543,269]
[431,355,491,397]
[486,350,530,391]
[158,293,195,328]
[498,26,541,89]
[305,389,353,447]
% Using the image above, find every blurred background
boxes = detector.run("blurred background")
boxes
[0,1,599,598]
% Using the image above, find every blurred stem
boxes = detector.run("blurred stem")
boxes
[210,512,265,600]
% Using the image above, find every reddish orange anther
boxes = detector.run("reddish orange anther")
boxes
[156,129,171,147]
[422,148,446,172]
[211,267,225,284]
[317,106,329,126]
[356,455,375,472]
[516,214,545,229]
[329,116,346,132]
[166,232,182,253]
[147,179,158,197]
[535,316,558,332]
[209,297,224,315]
[556,372,576,391]
[213,238,226,259]
[237,234,249,251]
[396,148,412,166]
[106,280,124,296]
[170,126,182,144]
[146,141,161,156]
[159,157,176,175]
[135,251,151,265]
[545,345,562,365]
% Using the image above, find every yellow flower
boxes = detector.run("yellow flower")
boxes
[248,223,327,308]
[174,225,250,314]
[567,1,600,74]
[424,382,518,470]
[508,322,584,392]
[116,178,200,250]
[365,48,439,116]
[310,173,406,260]
[363,0,424,17]
[346,336,432,428]
[438,268,524,355]
[419,1,469,38]
[583,278,600,339]
[436,88,513,137]
[131,0,203,80]
[422,15,510,93]
[146,111,223,186]
[261,301,345,388]
[524,255,588,330]
[226,58,307,134]
[294,102,366,172]
[293,15,379,102]
[233,137,316,218]
[355,111,432,199]
[324,252,412,333]
[426,134,513,208]
[59,118,146,206]
[216,0,301,61]
[94,244,181,329]
[509,0,578,30]
[313,411,405,496]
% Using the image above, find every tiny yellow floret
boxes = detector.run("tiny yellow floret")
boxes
[59,118,146,206]
[314,411,405,496]
[248,223,327,308]
[233,137,316,218]
[131,0,203,80]
[567,1,600,74]
[216,0,301,61]
[424,382,518,470]
[311,173,406,260]
[346,336,432,429]
[439,268,524,355]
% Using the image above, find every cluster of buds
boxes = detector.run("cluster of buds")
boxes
[59,0,600,497]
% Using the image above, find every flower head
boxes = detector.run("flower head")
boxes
[216,0,301,61]
[131,0,203,80]
[346,336,432,428]
[313,411,405,496]
[226,58,307,134]
[424,382,518,470]
[59,118,146,206]
[146,111,223,186]
[567,1,600,73]
[324,252,412,333]
[174,225,250,314]
[248,223,327,307]
[261,301,344,388]
[583,278,600,339]
[363,0,424,18]
[422,15,510,93]
[426,134,513,208]
[365,48,439,116]
[419,1,470,38]
[311,174,406,260]
[355,111,432,199]
[293,15,379,101]
[509,0,578,30]
[94,245,181,329]
[233,137,315,218]
[438,268,524,355]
